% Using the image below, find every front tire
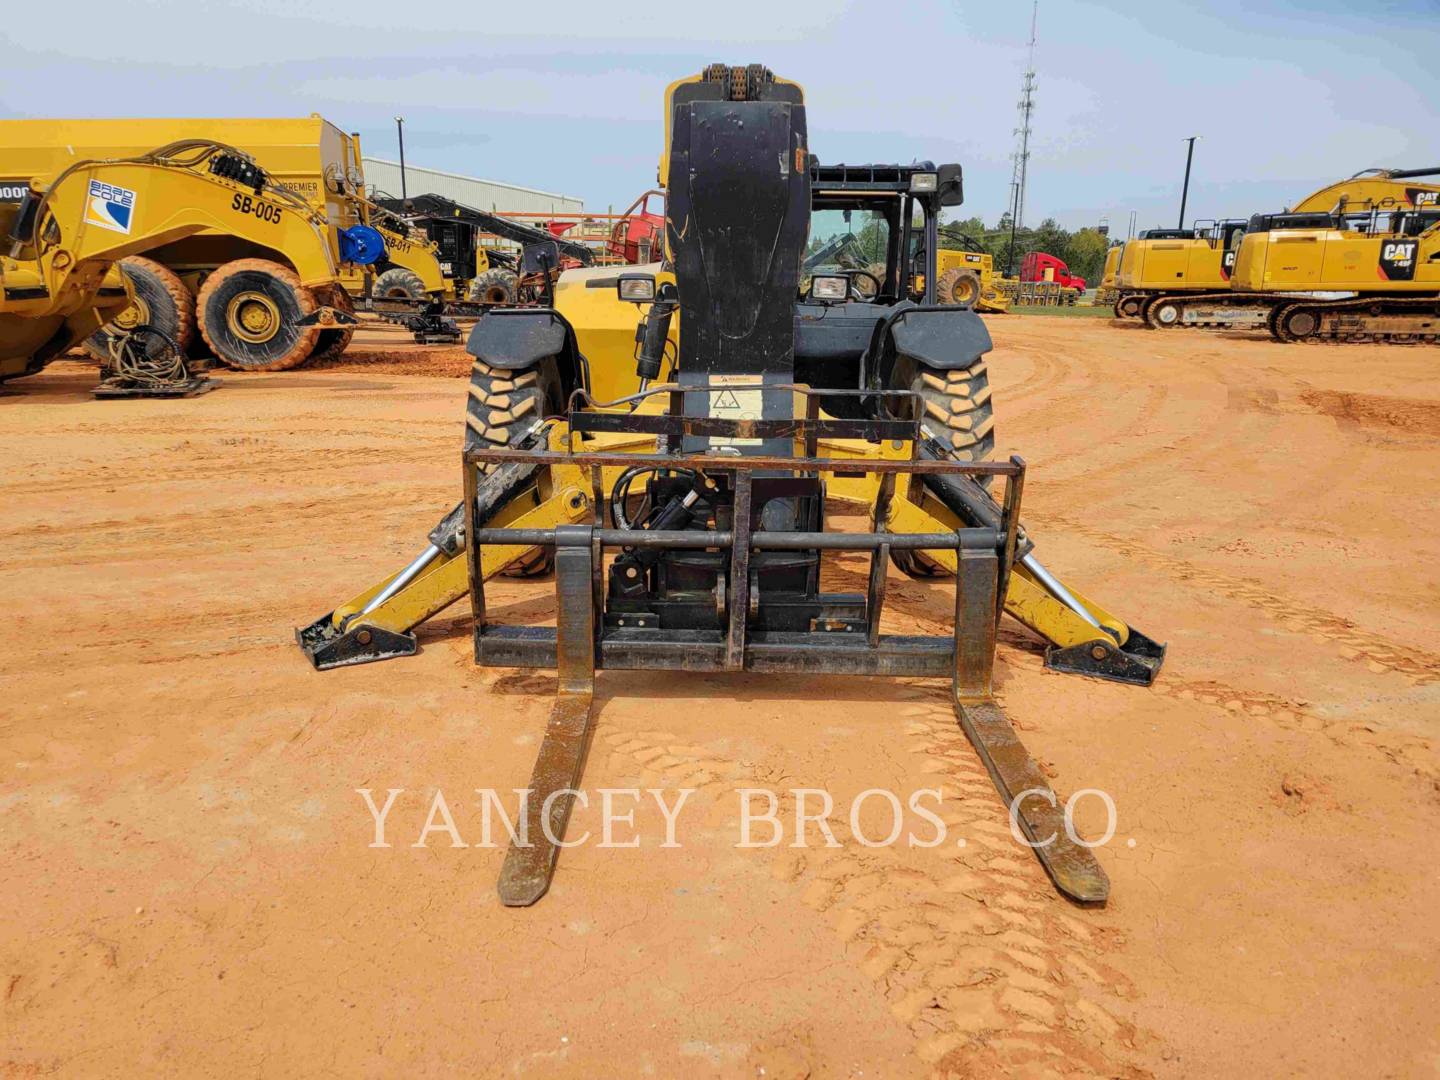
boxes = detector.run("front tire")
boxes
[197,259,319,371]
[889,354,996,578]
[936,268,981,307]
[85,256,195,364]
[466,355,563,576]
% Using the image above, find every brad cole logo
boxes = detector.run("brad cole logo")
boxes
[355,786,1118,851]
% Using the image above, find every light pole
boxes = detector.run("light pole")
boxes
[1178,136,1198,230]
[395,116,408,200]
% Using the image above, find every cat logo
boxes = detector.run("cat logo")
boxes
[1378,239,1418,281]
[1221,250,1236,279]
[1406,187,1439,208]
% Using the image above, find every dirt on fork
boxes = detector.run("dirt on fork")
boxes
[1,316,1437,1077]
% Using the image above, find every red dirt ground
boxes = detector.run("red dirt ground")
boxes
[2,316,1437,1077]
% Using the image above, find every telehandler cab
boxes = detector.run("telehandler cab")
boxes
[299,64,1164,906]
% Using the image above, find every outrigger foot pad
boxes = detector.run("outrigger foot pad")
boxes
[1044,627,1166,687]
[295,614,418,670]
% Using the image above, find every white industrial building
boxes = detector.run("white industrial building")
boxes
[361,157,583,216]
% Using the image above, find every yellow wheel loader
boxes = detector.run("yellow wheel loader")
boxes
[0,117,447,370]
[0,140,350,389]
[1119,167,1440,339]
[297,64,1164,906]
[936,229,1011,313]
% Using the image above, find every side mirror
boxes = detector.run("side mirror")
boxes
[520,239,560,275]
[937,164,964,207]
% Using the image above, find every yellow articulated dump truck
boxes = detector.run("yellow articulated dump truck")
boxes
[0,141,350,387]
[0,116,446,370]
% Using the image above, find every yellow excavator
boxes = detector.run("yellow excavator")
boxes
[0,141,348,391]
[1111,219,1248,322]
[298,64,1164,908]
[1116,167,1440,340]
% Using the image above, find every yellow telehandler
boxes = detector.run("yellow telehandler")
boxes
[297,64,1164,908]
[0,140,350,389]
[0,117,447,370]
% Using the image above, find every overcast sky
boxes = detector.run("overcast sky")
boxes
[5,0,1437,232]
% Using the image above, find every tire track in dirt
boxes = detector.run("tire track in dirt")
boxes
[2,484,449,558]
[1,441,455,499]
[1040,514,1440,685]
[594,718,1148,1075]
[822,559,1436,781]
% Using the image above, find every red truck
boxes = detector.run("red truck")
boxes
[1021,251,1086,290]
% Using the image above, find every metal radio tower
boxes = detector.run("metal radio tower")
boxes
[1009,1,1039,231]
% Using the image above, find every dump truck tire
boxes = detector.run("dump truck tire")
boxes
[466,354,563,577]
[306,291,357,366]
[890,354,996,578]
[468,268,519,305]
[84,257,195,364]
[197,259,320,372]
[375,267,427,300]
[935,268,981,307]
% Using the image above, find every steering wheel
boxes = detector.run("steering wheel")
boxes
[846,268,883,301]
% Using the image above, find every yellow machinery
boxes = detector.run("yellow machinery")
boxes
[1,141,349,387]
[0,116,446,369]
[1093,244,1121,306]
[298,64,1163,908]
[1120,167,1440,340]
[935,247,1011,313]
[1112,219,1248,323]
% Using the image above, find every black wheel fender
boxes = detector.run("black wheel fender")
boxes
[465,307,585,405]
[864,304,994,392]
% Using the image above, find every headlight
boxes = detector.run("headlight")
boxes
[810,274,849,302]
[909,172,938,193]
[617,274,656,302]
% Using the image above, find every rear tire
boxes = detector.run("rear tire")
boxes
[466,355,563,576]
[935,268,981,307]
[85,257,194,364]
[197,259,319,371]
[374,267,427,300]
[889,354,996,579]
[306,290,356,366]
[467,268,519,305]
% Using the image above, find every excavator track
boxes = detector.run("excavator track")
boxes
[1139,292,1272,330]
[1270,295,1440,344]
[1142,291,1440,343]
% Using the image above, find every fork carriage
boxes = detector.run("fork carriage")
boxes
[463,388,1110,908]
